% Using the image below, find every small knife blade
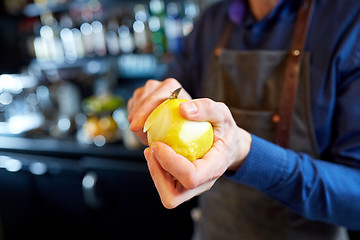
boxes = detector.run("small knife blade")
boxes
[169,87,182,100]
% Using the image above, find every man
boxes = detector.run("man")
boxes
[128,0,360,239]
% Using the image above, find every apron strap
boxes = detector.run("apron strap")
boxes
[275,0,315,148]
[214,23,235,57]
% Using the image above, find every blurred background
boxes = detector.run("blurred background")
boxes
[2,1,358,240]
[0,0,217,239]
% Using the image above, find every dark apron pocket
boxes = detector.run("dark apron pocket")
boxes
[229,107,277,143]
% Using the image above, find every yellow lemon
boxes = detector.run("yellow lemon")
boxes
[144,98,214,162]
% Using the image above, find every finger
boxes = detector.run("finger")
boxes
[144,147,174,185]
[151,142,195,180]
[129,79,184,132]
[133,130,148,145]
[128,80,165,122]
[144,147,184,208]
[144,147,216,209]
[127,85,148,123]
[127,87,144,121]
[127,97,135,114]
[129,97,165,132]
[151,142,225,190]
[160,179,215,209]
[192,139,229,181]
[179,99,231,126]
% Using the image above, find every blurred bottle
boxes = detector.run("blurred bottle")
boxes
[118,20,135,54]
[164,2,184,53]
[87,0,103,21]
[183,0,200,36]
[80,22,94,57]
[149,0,167,57]
[59,15,75,61]
[59,13,78,63]
[105,19,121,56]
[91,20,107,56]
[133,4,152,54]
[32,0,201,64]
[33,28,48,62]
[56,81,81,118]
[36,13,64,63]
[72,28,85,59]
[60,28,78,63]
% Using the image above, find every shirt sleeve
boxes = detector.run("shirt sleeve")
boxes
[229,134,360,230]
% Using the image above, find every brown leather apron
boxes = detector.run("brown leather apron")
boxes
[192,0,349,239]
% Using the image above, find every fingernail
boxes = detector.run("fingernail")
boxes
[144,148,151,162]
[129,118,140,131]
[185,102,197,115]
[151,143,159,156]
[129,121,135,131]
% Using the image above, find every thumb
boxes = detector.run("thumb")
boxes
[179,98,229,125]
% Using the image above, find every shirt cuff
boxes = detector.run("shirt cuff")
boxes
[227,134,289,191]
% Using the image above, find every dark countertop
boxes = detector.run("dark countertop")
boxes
[0,135,145,161]
[0,135,148,176]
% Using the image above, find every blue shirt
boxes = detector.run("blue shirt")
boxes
[163,0,360,231]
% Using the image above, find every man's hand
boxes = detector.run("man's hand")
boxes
[143,98,252,208]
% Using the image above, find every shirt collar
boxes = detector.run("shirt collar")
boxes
[228,0,301,26]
